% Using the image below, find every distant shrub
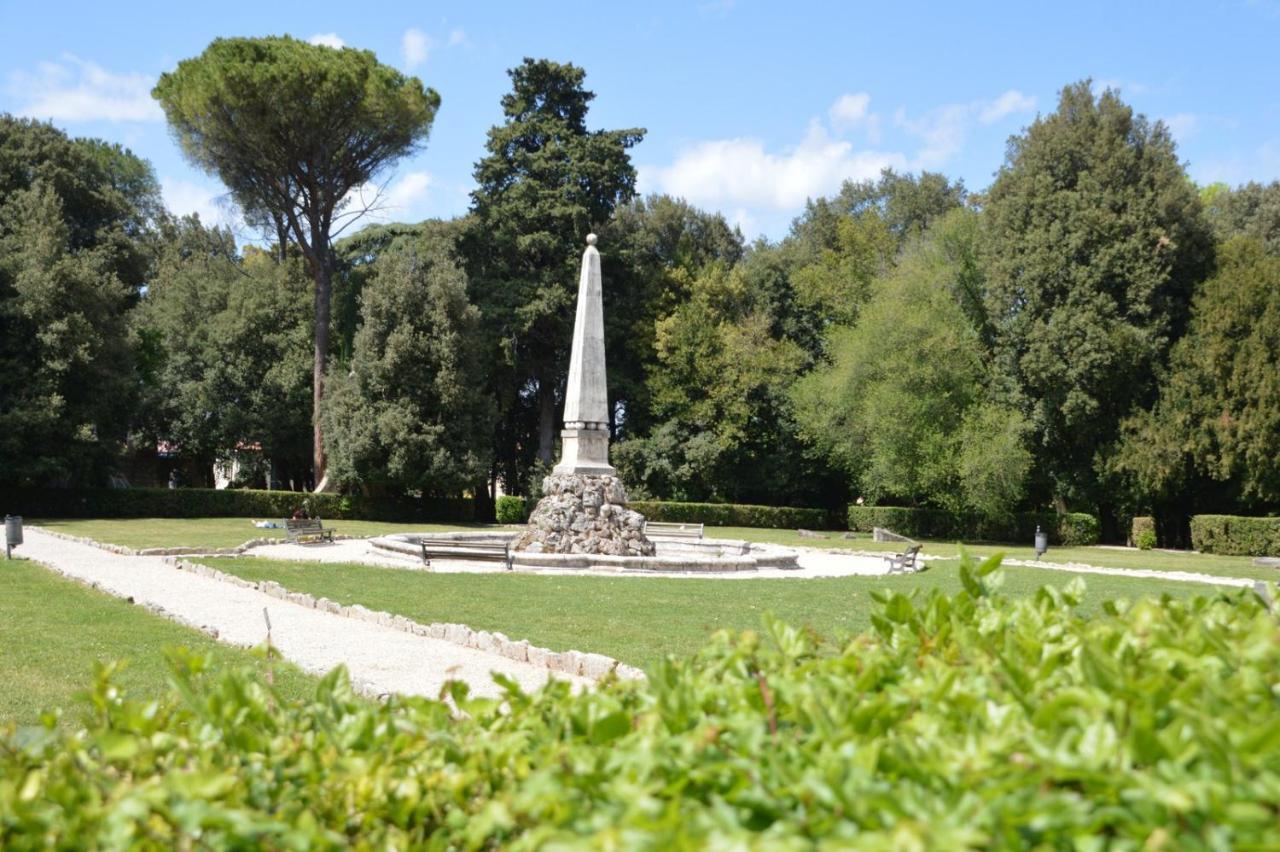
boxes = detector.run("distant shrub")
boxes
[3,486,475,523]
[1132,516,1157,549]
[495,495,527,524]
[629,501,833,530]
[4,558,1279,846]
[1190,514,1280,556]
[846,505,1100,545]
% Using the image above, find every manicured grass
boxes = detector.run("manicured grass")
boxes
[32,517,1273,581]
[30,517,493,550]
[0,558,317,727]
[200,557,1225,668]
[710,526,1276,581]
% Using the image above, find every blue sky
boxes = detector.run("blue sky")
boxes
[3,0,1279,241]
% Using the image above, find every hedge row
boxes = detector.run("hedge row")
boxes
[1190,514,1280,556]
[5,560,1278,846]
[629,500,833,530]
[847,505,1100,546]
[2,486,476,523]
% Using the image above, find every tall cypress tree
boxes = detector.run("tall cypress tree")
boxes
[465,58,644,488]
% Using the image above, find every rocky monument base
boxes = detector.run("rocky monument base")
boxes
[513,474,655,557]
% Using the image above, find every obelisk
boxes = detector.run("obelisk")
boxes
[513,235,654,557]
[554,233,614,476]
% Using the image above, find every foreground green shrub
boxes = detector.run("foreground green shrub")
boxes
[495,495,527,524]
[630,500,832,529]
[1191,514,1280,556]
[4,559,1278,847]
[4,486,475,523]
[847,505,1100,545]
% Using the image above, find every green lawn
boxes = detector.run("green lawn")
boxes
[0,558,317,727]
[199,556,1229,668]
[713,526,1276,581]
[30,517,1274,581]
[31,517,492,550]
[28,515,1276,585]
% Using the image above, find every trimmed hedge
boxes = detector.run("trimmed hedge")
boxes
[2,486,476,523]
[847,505,1100,546]
[495,495,528,524]
[1190,514,1280,556]
[629,500,833,530]
[1131,516,1157,550]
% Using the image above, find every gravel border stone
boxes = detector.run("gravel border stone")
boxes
[166,555,645,682]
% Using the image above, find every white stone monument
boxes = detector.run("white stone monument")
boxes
[514,235,654,556]
[553,233,614,476]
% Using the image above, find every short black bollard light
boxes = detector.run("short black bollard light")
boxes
[5,514,22,559]
[1034,524,1048,561]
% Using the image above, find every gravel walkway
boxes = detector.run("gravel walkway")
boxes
[246,537,1253,587]
[20,528,588,699]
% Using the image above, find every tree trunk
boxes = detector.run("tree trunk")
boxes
[537,378,556,464]
[312,253,333,488]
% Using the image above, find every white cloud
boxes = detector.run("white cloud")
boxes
[979,89,1036,124]
[338,171,435,228]
[402,26,469,69]
[897,89,1037,168]
[8,55,162,122]
[828,92,871,129]
[402,28,434,68]
[308,33,345,49]
[1163,113,1198,140]
[895,103,971,169]
[162,178,235,227]
[641,121,906,211]
[699,0,736,17]
[386,171,433,210]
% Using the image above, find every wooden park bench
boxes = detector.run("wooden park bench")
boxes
[643,521,705,540]
[285,518,335,544]
[420,538,513,571]
[883,543,924,574]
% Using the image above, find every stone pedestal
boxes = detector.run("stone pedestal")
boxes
[514,474,655,556]
[553,421,615,477]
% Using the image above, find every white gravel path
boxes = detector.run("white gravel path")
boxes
[20,528,588,699]
[244,537,1254,588]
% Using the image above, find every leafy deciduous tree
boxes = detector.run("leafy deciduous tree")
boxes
[0,117,158,485]
[792,211,1030,516]
[135,217,314,486]
[321,223,493,495]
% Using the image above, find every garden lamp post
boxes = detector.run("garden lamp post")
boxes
[1034,525,1048,561]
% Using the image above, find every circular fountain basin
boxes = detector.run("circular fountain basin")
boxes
[371,531,799,573]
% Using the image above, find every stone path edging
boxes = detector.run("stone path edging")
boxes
[166,556,646,682]
[27,553,233,642]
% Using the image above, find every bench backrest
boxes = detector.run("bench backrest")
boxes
[645,521,704,538]
[286,518,325,532]
[421,540,509,552]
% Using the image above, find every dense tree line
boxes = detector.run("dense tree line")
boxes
[2,52,1277,540]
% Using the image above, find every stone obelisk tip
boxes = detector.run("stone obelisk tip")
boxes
[553,230,613,476]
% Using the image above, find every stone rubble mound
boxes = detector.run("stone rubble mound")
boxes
[514,473,655,557]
